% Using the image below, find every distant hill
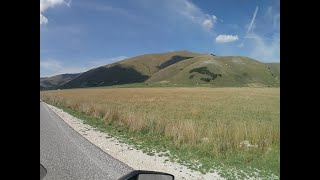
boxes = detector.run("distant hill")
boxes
[61,50,201,88]
[41,50,279,89]
[40,73,80,90]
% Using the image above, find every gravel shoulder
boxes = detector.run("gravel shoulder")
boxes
[46,103,224,180]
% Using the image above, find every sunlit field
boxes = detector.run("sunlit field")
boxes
[41,87,280,177]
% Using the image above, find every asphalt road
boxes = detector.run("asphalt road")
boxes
[40,102,133,180]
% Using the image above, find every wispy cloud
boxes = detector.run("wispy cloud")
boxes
[40,59,83,77]
[264,6,280,32]
[247,5,280,61]
[41,59,62,70]
[216,35,239,43]
[40,0,70,25]
[202,15,218,30]
[81,2,133,19]
[66,0,72,7]
[40,14,48,25]
[84,0,218,32]
[95,5,130,16]
[40,56,128,77]
[164,0,218,31]
[249,33,279,62]
[76,1,145,26]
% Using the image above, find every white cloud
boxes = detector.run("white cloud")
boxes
[168,0,218,31]
[40,0,69,25]
[202,15,217,30]
[216,35,239,43]
[40,56,128,77]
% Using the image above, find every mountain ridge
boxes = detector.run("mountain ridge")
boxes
[40,50,280,89]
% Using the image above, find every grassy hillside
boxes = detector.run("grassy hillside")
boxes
[61,50,202,88]
[118,50,201,75]
[61,64,150,88]
[40,73,80,89]
[45,50,279,89]
[147,55,279,87]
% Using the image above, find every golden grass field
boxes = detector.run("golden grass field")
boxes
[41,87,280,178]
[41,87,279,156]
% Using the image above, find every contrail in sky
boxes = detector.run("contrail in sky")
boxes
[238,6,259,47]
[247,6,259,34]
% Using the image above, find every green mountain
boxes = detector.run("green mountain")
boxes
[40,73,80,90]
[61,51,201,88]
[47,50,279,89]
[147,55,280,87]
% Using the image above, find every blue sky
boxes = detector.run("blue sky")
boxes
[40,0,280,77]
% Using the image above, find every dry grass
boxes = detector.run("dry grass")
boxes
[41,87,279,156]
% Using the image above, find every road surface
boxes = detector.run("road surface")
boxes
[40,102,133,180]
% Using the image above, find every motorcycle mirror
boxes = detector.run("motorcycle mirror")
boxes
[118,170,174,180]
